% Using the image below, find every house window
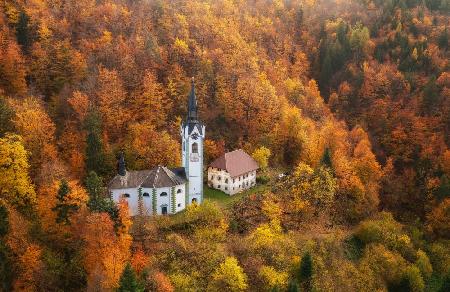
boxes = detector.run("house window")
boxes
[143,192,150,197]
[210,175,214,180]
[225,187,228,190]
[218,176,221,181]
[233,179,235,183]
[160,192,168,197]
[123,193,130,198]
[192,142,198,153]
[177,189,182,193]
[225,178,228,183]
[218,185,221,189]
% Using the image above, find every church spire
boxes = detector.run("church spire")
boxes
[117,151,126,176]
[187,77,198,122]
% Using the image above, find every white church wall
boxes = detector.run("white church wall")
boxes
[174,184,186,212]
[182,124,205,204]
[154,186,171,215]
[111,187,140,216]
[140,189,153,216]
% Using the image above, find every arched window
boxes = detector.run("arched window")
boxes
[177,189,182,194]
[142,192,150,197]
[160,192,168,197]
[123,193,130,198]
[192,142,198,153]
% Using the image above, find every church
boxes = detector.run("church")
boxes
[108,79,205,216]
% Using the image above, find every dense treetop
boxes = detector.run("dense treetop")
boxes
[0,0,449,291]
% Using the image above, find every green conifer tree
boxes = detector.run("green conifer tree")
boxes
[0,96,14,137]
[287,280,299,292]
[117,263,144,292]
[84,110,112,177]
[320,148,333,169]
[53,179,77,225]
[299,251,313,291]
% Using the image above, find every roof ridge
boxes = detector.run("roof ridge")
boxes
[154,167,161,188]
[137,169,153,188]
[162,166,176,185]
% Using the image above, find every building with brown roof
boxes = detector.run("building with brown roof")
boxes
[207,149,259,195]
[108,79,205,216]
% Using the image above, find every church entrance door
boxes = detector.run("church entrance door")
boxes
[191,198,197,204]
[161,206,168,215]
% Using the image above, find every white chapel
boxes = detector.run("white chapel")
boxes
[108,79,205,216]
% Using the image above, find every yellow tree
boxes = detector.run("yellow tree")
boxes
[132,71,172,128]
[96,66,130,141]
[209,257,248,292]
[11,97,57,175]
[125,122,180,169]
[0,24,27,96]
[0,134,36,209]
[252,146,271,170]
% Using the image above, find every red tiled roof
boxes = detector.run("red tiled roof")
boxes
[209,149,259,177]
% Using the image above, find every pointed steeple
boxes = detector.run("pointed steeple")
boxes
[117,151,126,176]
[187,77,198,122]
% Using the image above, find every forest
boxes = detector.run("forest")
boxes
[0,0,449,291]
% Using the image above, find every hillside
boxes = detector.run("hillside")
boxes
[0,0,449,291]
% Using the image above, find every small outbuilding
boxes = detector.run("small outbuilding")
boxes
[207,149,259,195]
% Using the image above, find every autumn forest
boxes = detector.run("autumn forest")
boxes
[0,0,449,291]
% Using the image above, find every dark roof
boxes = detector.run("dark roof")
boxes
[187,77,198,122]
[183,121,204,135]
[108,170,151,189]
[108,166,186,189]
[170,167,187,181]
[209,149,259,178]
[141,166,186,188]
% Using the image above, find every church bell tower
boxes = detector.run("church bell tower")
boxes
[181,78,205,205]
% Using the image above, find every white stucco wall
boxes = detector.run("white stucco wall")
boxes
[181,123,205,205]
[207,167,257,195]
[111,188,140,216]
[111,183,187,216]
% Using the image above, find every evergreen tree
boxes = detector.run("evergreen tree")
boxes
[84,110,112,178]
[320,148,333,169]
[299,252,313,290]
[0,203,13,291]
[16,11,31,52]
[84,170,121,230]
[0,204,8,237]
[117,263,144,292]
[287,280,299,292]
[53,179,77,225]
[422,76,440,115]
[0,96,14,137]
[85,171,104,209]
[438,29,448,50]
[439,274,450,292]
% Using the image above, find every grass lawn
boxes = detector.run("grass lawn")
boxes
[204,183,268,209]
